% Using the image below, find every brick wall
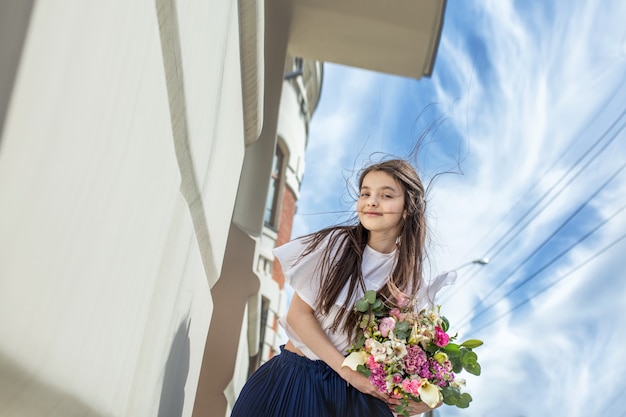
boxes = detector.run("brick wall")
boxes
[272,186,296,289]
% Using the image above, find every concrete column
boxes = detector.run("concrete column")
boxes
[192,224,260,417]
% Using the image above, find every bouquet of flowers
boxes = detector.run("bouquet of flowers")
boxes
[341,290,482,416]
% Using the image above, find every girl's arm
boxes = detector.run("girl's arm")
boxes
[286,293,389,402]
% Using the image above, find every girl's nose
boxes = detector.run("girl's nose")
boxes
[367,196,378,206]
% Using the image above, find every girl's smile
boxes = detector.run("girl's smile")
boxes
[357,170,406,250]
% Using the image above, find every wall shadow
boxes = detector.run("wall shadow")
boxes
[157,318,191,417]
[0,350,105,417]
[0,0,36,143]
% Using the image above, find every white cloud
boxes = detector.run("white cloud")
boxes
[452,235,626,417]
[427,2,626,414]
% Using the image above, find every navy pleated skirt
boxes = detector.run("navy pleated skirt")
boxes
[231,346,393,417]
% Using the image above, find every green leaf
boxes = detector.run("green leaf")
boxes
[456,393,473,408]
[394,404,410,417]
[395,321,410,333]
[440,316,450,332]
[450,356,463,373]
[441,386,460,398]
[441,386,461,405]
[462,350,478,364]
[356,364,371,377]
[443,343,460,352]
[464,362,481,376]
[395,330,409,340]
[355,299,370,313]
[364,290,377,304]
[442,396,456,406]
[458,347,471,363]
[354,333,365,349]
[460,339,484,348]
[425,343,439,354]
[442,386,473,409]
[372,299,383,311]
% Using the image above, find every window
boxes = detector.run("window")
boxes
[248,297,270,375]
[264,144,285,228]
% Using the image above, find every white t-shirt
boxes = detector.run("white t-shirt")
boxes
[274,232,398,360]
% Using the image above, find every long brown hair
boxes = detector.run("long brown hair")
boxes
[298,159,428,339]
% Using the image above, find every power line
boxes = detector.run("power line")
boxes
[460,200,626,329]
[455,161,626,327]
[481,114,626,263]
[442,108,626,303]
[457,79,626,263]
[468,230,626,335]
[474,103,626,263]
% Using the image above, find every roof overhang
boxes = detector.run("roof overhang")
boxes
[287,0,446,79]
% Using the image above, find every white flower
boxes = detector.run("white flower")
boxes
[451,378,466,389]
[341,351,368,371]
[390,340,407,359]
[409,323,429,345]
[366,338,387,362]
[418,379,442,408]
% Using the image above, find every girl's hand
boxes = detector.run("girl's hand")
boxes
[400,399,443,415]
[339,367,389,403]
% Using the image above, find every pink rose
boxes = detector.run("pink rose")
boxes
[367,355,378,370]
[434,326,450,347]
[389,308,402,320]
[379,317,396,337]
[395,293,410,308]
[401,379,421,395]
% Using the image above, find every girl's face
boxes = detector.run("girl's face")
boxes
[357,170,406,239]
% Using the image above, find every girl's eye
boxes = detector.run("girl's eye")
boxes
[383,194,392,199]
[360,192,369,197]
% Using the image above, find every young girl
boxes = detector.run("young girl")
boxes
[231,159,441,416]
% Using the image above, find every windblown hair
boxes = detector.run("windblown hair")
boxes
[297,159,428,340]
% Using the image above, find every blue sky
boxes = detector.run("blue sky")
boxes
[291,1,626,416]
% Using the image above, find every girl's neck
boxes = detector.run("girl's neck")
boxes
[367,233,397,254]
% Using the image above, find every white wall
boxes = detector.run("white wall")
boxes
[277,79,310,199]
[0,0,250,416]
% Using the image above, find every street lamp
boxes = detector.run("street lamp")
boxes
[453,257,489,271]
[439,257,490,303]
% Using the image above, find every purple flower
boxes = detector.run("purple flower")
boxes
[403,345,428,375]
[429,359,455,387]
[369,364,388,392]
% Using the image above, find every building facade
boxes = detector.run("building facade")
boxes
[0,1,446,417]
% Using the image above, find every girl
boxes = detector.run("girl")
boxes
[231,159,441,416]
